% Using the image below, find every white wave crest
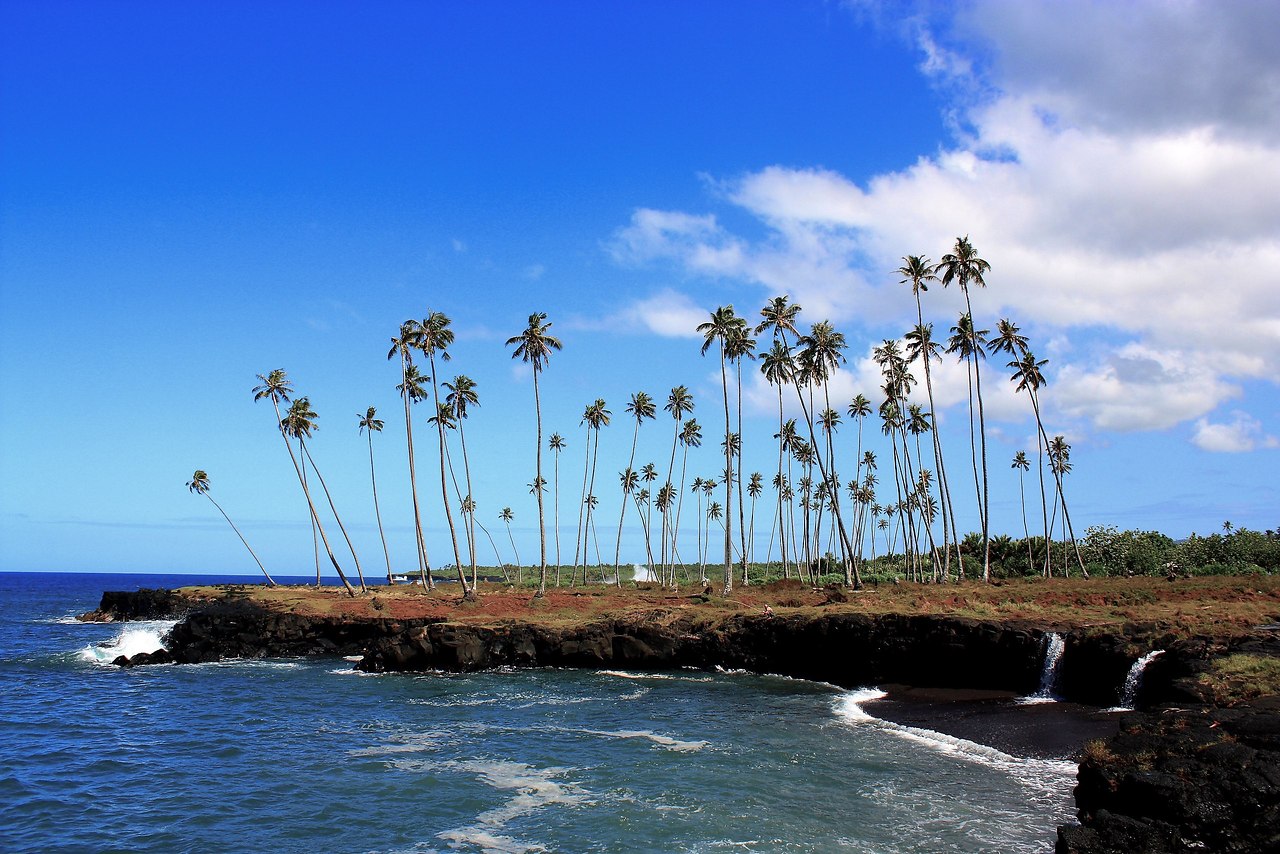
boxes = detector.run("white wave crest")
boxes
[78,620,177,665]
[581,729,709,753]
[832,689,1076,793]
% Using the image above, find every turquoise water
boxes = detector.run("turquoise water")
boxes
[1,573,1076,852]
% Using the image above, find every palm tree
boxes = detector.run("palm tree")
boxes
[411,312,474,599]
[253,370,354,595]
[1009,350,1054,577]
[549,432,566,585]
[577,399,610,584]
[757,297,803,578]
[444,375,481,588]
[946,313,990,579]
[357,406,393,585]
[1012,451,1034,573]
[661,386,694,584]
[698,305,746,596]
[507,312,563,597]
[639,461,659,572]
[186,470,275,585]
[796,321,861,587]
[500,506,521,583]
[613,391,656,581]
[387,328,432,589]
[671,418,701,585]
[746,472,763,576]
[726,324,757,587]
[938,236,993,581]
[278,396,359,595]
[1048,435,1087,577]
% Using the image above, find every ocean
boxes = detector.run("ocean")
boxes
[0,572,1078,853]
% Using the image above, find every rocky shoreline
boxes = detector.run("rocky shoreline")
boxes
[81,586,1280,853]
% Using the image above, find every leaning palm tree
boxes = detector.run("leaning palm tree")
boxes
[253,370,354,595]
[279,397,359,595]
[726,323,757,587]
[575,399,610,584]
[549,432,566,585]
[1009,350,1054,577]
[746,472,763,576]
[1048,435,1088,577]
[698,305,746,596]
[186,470,275,585]
[613,391,655,581]
[670,418,701,585]
[444,375,482,587]
[507,312,563,597]
[387,328,432,589]
[938,236,993,581]
[357,406,394,585]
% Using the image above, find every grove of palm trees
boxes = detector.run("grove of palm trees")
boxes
[196,238,1280,595]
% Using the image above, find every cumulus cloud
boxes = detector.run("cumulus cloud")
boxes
[1192,412,1279,453]
[618,289,707,339]
[609,0,1280,442]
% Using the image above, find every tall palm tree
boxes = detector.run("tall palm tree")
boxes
[507,312,563,597]
[1049,435,1087,577]
[613,391,655,580]
[279,396,359,595]
[639,461,659,572]
[549,432,566,585]
[253,370,355,595]
[1012,451,1034,573]
[444,375,481,588]
[387,328,432,589]
[846,394,873,569]
[796,321,861,587]
[726,324,757,586]
[357,406,393,585]
[411,312,474,599]
[186,470,275,585]
[746,472,763,575]
[1009,350,1061,577]
[661,386,694,583]
[938,236,993,581]
[671,418,701,585]
[500,506,521,583]
[945,314,990,579]
[760,341,794,580]
[757,297,803,577]
[698,305,747,596]
[577,399,610,584]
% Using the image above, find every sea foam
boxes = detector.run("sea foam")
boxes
[78,620,176,665]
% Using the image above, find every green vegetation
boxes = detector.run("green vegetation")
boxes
[1196,653,1280,705]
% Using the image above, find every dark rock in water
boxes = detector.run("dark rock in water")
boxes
[113,649,174,667]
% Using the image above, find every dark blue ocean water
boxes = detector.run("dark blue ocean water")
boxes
[0,572,1077,853]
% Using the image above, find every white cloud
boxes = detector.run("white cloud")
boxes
[618,289,707,339]
[609,1,1280,440]
[1192,411,1279,453]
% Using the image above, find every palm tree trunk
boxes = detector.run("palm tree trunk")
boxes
[268,398,354,595]
[613,420,641,583]
[719,344,733,596]
[205,494,275,585]
[1019,470,1034,573]
[533,366,549,596]
[457,417,479,590]
[302,439,320,585]
[553,447,562,587]
[475,519,509,583]
[398,352,431,590]
[367,432,393,585]
[573,423,590,585]
[300,441,366,592]
[962,292,991,582]
[585,427,602,583]
[428,354,472,598]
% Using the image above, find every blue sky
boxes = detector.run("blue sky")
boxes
[2,1,1277,575]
